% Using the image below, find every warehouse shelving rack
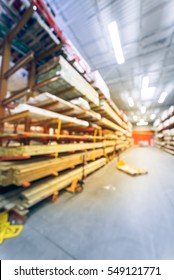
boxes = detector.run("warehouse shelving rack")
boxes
[0,0,133,214]
[155,106,174,155]
[0,0,95,132]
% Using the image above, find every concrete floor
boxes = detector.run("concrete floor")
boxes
[1,147,174,260]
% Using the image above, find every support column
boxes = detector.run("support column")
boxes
[27,60,36,100]
[0,39,11,132]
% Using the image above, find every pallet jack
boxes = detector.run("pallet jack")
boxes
[116,152,148,176]
[0,211,23,244]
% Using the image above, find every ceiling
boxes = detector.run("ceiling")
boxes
[46,0,174,124]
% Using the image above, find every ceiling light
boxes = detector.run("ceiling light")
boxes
[141,87,156,100]
[141,105,146,114]
[133,115,138,121]
[158,91,168,104]
[150,113,156,120]
[108,21,125,64]
[136,119,148,126]
[141,76,149,89]
[128,97,134,107]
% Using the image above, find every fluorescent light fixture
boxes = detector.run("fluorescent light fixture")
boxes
[128,97,134,107]
[136,119,148,126]
[141,76,156,100]
[141,105,146,114]
[158,91,168,104]
[141,87,156,100]
[150,113,156,120]
[133,115,138,121]
[108,21,125,64]
[142,76,149,89]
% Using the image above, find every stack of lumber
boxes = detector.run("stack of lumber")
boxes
[94,100,126,128]
[0,158,106,211]
[154,133,165,149]
[0,147,115,187]
[0,187,24,211]
[91,70,110,100]
[19,158,106,209]
[35,56,99,106]
[3,104,89,128]
[155,129,174,155]
[97,117,127,134]
[155,106,174,155]
[0,141,116,158]
[0,132,118,142]
[115,131,133,151]
[0,2,134,215]
[28,93,101,122]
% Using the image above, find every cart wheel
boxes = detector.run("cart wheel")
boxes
[75,186,83,193]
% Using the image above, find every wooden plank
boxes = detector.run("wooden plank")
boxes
[20,158,106,207]
[33,75,60,90]
[53,87,75,98]
[1,158,106,210]
[94,100,123,126]
[1,111,29,123]
[0,132,117,141]
[2,88,31,106]
[97,118,126,133]
[36,56,99,106]
[4,51,34,79]
[162,148,174,155]
[3,104,89,127]
[36,43,63,61]
[28,60,36,95]
[0,141,116,157]
[28,92,101,121]
[0,147,114,186]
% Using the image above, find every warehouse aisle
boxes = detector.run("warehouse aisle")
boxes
[1,147,174,260]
